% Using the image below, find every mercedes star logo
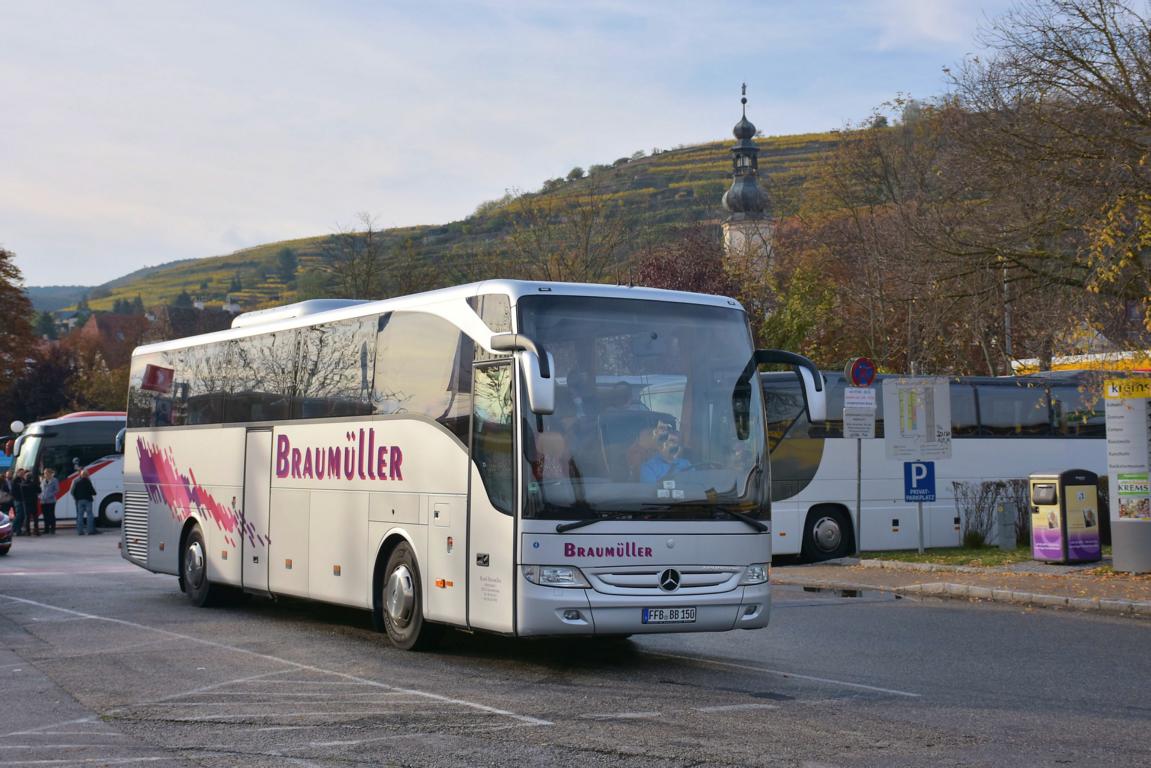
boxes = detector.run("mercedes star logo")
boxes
[658,568,681,592]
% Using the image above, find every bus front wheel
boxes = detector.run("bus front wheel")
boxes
[99,494,123,526]
[381,543,442,651]
[802,506,853,562]
[182,526,217,607]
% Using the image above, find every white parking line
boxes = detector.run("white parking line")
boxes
[0,594,552,726]
[645,651,922,698]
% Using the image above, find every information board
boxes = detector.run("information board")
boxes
[882,377,952,460]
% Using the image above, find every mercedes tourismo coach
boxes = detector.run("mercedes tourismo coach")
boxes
[121,281,825,649]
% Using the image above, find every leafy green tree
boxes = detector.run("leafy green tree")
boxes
[35,311,57,340]
[277,248,298,283]
[296,269,336,300]
[172,289,194,308]
[131,295,144,314]
[566,167,585,181]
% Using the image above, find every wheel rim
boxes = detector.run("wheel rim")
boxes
[812,515,843,553]
[185,540,205,589]
[103,500,124,524]
[385,564,415,628]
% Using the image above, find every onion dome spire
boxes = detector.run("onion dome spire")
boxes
[722,83,766,216]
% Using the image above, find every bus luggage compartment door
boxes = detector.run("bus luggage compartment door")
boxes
[242,429,273,592]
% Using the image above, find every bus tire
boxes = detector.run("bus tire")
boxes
[802,506,853,562]
[381,543,442,651]
[98,494,124,527]
[182,526,218,607]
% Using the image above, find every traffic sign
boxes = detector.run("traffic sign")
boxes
[904,461,936,502]
[845,357,877,387]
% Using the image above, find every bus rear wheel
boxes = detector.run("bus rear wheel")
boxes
[802,506,853,562]
[182,526,218,607]
[381,543,442,651]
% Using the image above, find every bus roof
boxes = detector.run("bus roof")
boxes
[21,412,127,433]
[132,280,746,358]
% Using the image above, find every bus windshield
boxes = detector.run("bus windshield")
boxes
[517,295,767,521]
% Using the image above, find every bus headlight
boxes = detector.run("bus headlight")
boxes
[522,565,591,588]
[739,563,769,585]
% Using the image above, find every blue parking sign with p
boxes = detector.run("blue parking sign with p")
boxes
[904,461,936,502]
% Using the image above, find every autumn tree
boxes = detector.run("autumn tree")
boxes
[945,0,1151,341]
[631,223,737,296]
[501,184,634,283]
[0,248,36,384]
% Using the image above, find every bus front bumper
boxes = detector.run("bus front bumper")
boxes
[516,580,771,637]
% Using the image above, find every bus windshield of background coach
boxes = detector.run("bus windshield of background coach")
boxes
[517,296,767,521]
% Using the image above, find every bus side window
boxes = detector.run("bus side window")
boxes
[950,382,979,437]
[1050,382,1105,437]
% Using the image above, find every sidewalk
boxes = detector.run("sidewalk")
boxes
[772,556,1151,619]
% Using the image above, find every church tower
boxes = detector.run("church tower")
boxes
[722,85,772,265]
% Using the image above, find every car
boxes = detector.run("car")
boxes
[0,510,11,555]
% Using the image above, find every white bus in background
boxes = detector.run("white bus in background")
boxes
[9,412,126,525]
[121,281,825,650]
[761,371,1108,560]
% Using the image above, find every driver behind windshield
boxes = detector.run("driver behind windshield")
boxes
[641,429,691,483]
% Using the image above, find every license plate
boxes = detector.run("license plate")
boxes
[642,606,696,624]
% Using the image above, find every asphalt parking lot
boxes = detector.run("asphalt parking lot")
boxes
[3,533,1150,767]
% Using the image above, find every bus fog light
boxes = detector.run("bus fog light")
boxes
[739,563,769,585]
[563,609,582,621]
[523,565,591,588]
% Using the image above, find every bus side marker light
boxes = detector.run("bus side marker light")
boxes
[333,565,341,576]
[158,542,165,552]
[222,551,227,560]
[434,579,455,588]
[285,559,293,570]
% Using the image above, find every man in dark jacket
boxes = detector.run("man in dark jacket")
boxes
[71,468,98,535]
[17,468,41,536]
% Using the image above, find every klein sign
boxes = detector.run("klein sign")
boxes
[904,461,936,503]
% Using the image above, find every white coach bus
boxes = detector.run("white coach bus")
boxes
[761,371,1107,560]
[122,281,825,649]
[10,412,126,525]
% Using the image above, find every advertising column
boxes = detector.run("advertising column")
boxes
[1104,379,1151,573]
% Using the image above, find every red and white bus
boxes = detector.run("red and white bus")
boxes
[10,412,126,525]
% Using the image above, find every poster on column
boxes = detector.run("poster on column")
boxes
[1104,379,1151,521]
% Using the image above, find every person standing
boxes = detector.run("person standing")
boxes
[9,469,25,535]
[0,470,14,519]
[19,467,41,536]
[71,468,97,535]
[39,468,59,535]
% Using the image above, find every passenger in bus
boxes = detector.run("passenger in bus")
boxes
[606,381,649,412]
[39,468,59,535]
[560,369,605,476]
[641,430,691,483]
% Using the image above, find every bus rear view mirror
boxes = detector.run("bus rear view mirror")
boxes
[755,349,824,423]
[490,333,555,416]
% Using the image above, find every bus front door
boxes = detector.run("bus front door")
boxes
[242,428,272,593]
[466,361,517,633]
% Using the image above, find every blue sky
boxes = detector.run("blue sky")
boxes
[0,0,1013,287]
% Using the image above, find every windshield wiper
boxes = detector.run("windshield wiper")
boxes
[715,507,768,533]
[555,510,636,534]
